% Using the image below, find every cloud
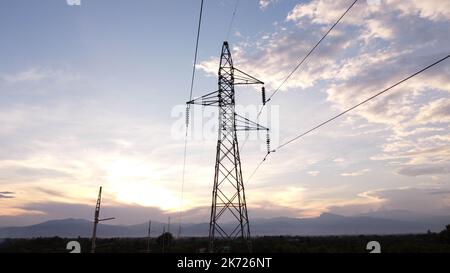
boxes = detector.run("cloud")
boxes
[327,202,378,216]
[368,187,450,213]
[2,68,52,83]
[386,0,450,21]
[287,0,450,25]
[286,0,360,25]
[1,1,449,228]
[0,166,71,182]
[397,164,450,177]
[200,1,449,97]
[0,100,211,216]
[340,168,371,177]
[198,27,352,91]
[259,0,278,10]
[33,187,69,199]
[2,200,314,226]
[0,191,15,199]
[0,202,172,226]
[415,98,450,124]
[429,190,450,196]
[19,202,176,225]
[328,187,450,215]
[1,67,80,84]
[362,18,394,41]
[250,201,310,219]
[206,0,450,181]
[308,170,320,176]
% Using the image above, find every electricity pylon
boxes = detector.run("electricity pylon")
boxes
[91,186,115,253]
[187,41,268,252]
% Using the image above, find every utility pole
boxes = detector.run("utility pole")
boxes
[187,41,268,253]
[162,225,166,253]
[146,220,152,253]
[168,216,171,234]
[91,186,115,253]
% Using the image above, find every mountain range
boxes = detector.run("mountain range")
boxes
[1,210,449,238]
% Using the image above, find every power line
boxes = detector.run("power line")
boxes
[277,54,450,150]
[245,152,270,183]
[246,53,450,184]
[240,0,359,152]
[226,0,241,41]
[264,0,359,105]
[178,0,204,238]
[189,0,204,102]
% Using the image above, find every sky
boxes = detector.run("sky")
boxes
[0,0,449,227]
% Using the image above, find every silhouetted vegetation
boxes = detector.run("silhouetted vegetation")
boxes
[2,228,450,253]
[439,225,450,244]
[156,232,173,251]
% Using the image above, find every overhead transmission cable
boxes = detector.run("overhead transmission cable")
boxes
[264,0,359,107]
[178,0,204,238]
[246,53,450,183]
[226,0,241,41]
[240,0,359,152]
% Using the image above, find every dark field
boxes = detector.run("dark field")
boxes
[2,232,450,253]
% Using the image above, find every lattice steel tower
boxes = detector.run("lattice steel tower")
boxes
[187,42,269,252]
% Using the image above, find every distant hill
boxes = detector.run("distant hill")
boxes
[247,213,449,236]
[1,212,449,238]
[356,210,450,225]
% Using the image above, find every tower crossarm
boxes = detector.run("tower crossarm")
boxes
[98,217,115,222]
[234,113,268,132]
[233,67,264,85]
[186,90,221,106]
